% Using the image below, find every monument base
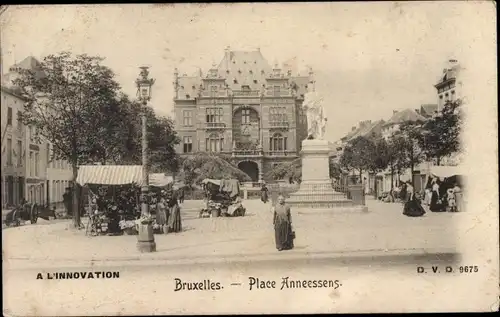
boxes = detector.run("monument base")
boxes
[287,139,367,212]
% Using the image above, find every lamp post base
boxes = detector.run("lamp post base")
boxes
[136,223,156,253]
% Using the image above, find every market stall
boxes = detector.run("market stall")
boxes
[76,165,175,236]
[199,178,245,218]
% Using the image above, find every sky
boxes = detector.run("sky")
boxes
[0,3,495,141]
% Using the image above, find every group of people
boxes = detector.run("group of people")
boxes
[400,177,463,217]
[150,187,182,233]
[424,178,463,213]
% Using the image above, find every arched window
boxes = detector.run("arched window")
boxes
[269,133,287,152]
[206,133,224,152]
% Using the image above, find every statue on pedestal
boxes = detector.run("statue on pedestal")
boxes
[302,85,326,140]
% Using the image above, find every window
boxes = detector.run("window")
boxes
[206,133,224,152]
[183,136,193,153]
[242,109,251,124]
[206,107,223,123]
[18,140,23,167]
[273,86,281,96]
[270,107,287,123]
[17,111,22,130]
[7,138,12,165]
[183,110,193,126]
[7,107,13,125]
[35,152,39,177]
[29,151,34,177]
[269,133,287,152]
[210,85,218,97]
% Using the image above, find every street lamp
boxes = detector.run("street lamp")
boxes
[135,66,156,253]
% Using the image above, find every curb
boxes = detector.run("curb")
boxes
[5,248,460,270]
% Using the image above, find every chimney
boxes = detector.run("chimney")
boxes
[225,46,230,69]
[351,126,356,131]
[393,110,398,115]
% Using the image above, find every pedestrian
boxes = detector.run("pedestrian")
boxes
[447,186,457,212]
[156,191,168,232]
[402,181,426,217]
[63,187,72,216]
[260,181,269,204]
[272,194,295,251]
[429,179,444,212]
[166,188,182,233]
[453,183,463,212]
[177,186,185,204]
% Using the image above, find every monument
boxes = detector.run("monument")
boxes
[286,86,367,212]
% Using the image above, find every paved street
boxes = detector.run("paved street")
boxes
[3,198,462,271]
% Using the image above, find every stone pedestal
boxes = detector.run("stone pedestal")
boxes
[287,139,367,212]
[137,223,156,252]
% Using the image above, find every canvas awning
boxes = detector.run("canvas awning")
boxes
[77,165,143,186]
[429,165,464,178]
[149,173,174,187]
[201,179,221,186]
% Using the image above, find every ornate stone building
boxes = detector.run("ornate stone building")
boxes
[173,47,312,182]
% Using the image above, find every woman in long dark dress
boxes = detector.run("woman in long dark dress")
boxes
[429,179,444,212]
[402,181,426,217]
[272,195,294,251]
[166,189,182,233]
[261,182,269,204]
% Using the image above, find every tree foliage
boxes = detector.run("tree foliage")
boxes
[339,136,377,177]
[13,52,124,227]
[179,152,251,186]
[418,100,462,165]
[264,158,302,183]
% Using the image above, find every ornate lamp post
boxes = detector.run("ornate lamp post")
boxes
[136,66,156,253]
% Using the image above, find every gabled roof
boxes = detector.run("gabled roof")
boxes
[217,50,273,91]
[420,104,438,117]
[384,109,426,126]
[10,56,42,71]
[177,76,201,100]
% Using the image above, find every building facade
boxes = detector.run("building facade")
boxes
[173,48,310,182]
[1,56,73,208]
[435,59,462,111]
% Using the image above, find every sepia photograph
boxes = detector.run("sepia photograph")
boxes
[1,2,498,315]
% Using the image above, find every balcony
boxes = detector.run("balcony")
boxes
[201,91,229,98]
[232,149,263,157]
[265,151,297,157]
[233,90,260,97]
[269,121,289,129]
[205,122,226,129]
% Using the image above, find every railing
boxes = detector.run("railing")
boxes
[205,122,226,129]
[201,91,229,98]
[233,90,260,97]
[265,151,296,157]
[232,149,263,157]
[269,121,289,128]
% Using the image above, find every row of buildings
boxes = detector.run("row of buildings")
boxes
[1,56,73,209]
[173,47,311,182]
[334,59,463,196]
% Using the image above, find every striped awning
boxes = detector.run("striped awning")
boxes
[77,165,144,186]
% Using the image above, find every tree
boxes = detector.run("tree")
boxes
[14,52,123,228]
[339,136,377,182]
[392,121,426,185]
[179,152,251,187]
[264,158,302,183]
[418,100,462,165]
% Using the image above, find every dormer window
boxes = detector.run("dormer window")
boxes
[192,85,196,89]
[238,70,242,73]
[253,80,258,84]
[249,70,253,74]
[186,94,190,99]
[233,79,238,84]
[226,70,230,74]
